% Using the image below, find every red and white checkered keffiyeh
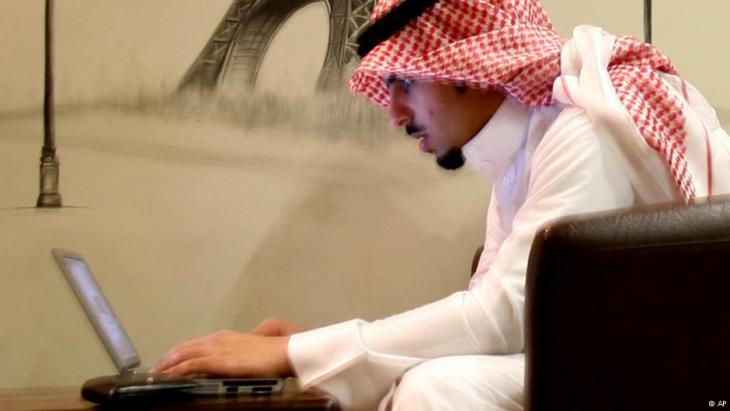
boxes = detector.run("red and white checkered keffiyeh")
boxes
[349,0,719,204]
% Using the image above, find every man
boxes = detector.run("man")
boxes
[154,0,730,409]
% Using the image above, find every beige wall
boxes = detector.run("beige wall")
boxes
[0,111,488,388]
[1,0,729,389]
[0,1,329,112]
[653,0,730,118]
[2,1,727,116]
[0,1,232,110]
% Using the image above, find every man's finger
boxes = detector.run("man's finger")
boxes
[250,319,280,336]
[152,331,233,373]
[152,344,209,374]
[164,356,239,378]
[163,357,208,377]
[250,319,304,337]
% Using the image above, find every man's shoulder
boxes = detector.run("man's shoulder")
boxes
[532,104,599,151]
[543,104,593,137]
[527,104,611,171]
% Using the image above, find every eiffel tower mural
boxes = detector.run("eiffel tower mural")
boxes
[179,0,375,95]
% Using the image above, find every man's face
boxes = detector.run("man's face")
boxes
[386,77,505,170]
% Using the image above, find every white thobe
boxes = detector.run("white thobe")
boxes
[288,85,730,410]
[287,97,613,409]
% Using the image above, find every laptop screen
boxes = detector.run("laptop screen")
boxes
[54,250,141,373]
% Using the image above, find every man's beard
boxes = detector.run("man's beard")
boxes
[436,147,465,170]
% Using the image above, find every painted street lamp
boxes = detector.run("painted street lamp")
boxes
[37,0,62,207]
[644,0,652,44]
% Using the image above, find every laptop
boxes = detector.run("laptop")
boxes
[51,248,284,403]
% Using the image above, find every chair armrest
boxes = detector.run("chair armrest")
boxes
[524,200,730,411]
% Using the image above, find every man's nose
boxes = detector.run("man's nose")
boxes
[389,92,411,128]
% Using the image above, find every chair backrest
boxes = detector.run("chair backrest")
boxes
[524,201,730,411]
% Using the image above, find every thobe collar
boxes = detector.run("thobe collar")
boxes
[462,96,532,182]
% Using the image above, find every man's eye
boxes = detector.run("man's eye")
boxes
[383,76,414,92]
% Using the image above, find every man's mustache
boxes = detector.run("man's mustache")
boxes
[405,124,424,136]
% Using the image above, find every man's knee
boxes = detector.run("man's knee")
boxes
[388,355,524,411]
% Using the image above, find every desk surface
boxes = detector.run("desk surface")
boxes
[0,379,339,411]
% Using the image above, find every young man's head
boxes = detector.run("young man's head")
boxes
[348,0,559,168]
[385,76,504,170]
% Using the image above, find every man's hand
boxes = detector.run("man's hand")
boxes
[151,330,292,377]
[250,318,305,337]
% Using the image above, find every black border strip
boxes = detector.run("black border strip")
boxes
[356,0,439,58]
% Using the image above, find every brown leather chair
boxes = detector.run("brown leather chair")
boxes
[523,200,730,410]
